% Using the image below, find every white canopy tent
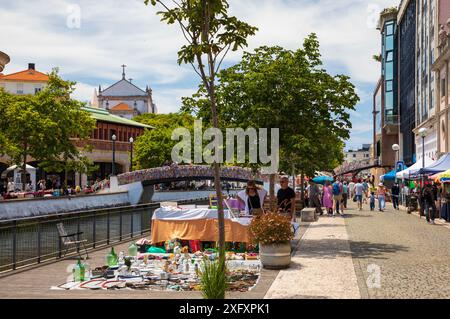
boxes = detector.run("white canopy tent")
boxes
[395,157,435,180]
[1,164,37,191]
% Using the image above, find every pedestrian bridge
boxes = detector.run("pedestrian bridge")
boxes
[113,165,264,205]
[117,165,264,185]
[334,159,386,177]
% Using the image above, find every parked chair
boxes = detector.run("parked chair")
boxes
[56,223,89,260]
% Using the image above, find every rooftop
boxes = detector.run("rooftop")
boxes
[82,106,153,129]
[0,64,49,82]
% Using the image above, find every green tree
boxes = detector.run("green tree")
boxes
[182,35,359,201]
[1,70,95,190]
[145,0,257,264]
[132,112,196,168]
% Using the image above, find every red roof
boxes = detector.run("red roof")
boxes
[110,102,133,112]
[0,68,49,82]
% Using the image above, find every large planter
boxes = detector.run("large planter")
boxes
[259,241,291,270]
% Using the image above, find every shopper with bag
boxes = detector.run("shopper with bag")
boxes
[237,180,267,217]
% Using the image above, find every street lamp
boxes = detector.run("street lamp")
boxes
[418,127,428,169]
[418,127,428,188]
[392,144,400,164]
[129,136,134,172]
[111,134,116,176]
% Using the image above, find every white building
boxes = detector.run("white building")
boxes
[92,66,157,119]
[414,0,439,162]
[0,63,48,95]
[344,144,371,163]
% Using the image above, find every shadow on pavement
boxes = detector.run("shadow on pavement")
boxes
[296,238,408,260]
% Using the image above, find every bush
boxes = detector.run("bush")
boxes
[248,212,294,245]
[199,258,228,299]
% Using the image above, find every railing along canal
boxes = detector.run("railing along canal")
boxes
[0,198,208,273]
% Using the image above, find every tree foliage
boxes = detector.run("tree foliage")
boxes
[132,112,196,169]
[182,34,359,177]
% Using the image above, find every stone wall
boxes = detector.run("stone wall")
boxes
[0,191,129,220]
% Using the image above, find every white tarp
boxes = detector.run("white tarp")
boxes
[396,156,435,179]
[152,207,253,226]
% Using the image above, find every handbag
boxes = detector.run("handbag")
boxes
[248,193,263,216]
[353,195,357,202]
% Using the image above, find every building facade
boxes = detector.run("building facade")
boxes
[414,0,439,163]
[372,8,400,171]
[92,67,157,119]
[433,1,450,155]
[398,0,417,166]
[0,63,48,95]
[344,144,371,163]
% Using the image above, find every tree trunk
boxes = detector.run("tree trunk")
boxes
[207,67,225,261]
[21,142,28,191]
[269,173,276,211]
[300,172,305,207]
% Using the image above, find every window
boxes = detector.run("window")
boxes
[34,87,42,94]
[385,91,394,110]
[386,51,393,62]
[353,154,356,158]
[386,80,393,92]
[386,35,394,51]
[385,62,394,80]
[386,23,394,36]
[16,83,24,94]
[441,79,446,97]
[99,129,103,140]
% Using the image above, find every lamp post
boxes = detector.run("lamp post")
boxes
[392,144,400,169]
[418,127,428,188]
[129,136,134,172]
[418,128,428,169]
[111,134,116,176]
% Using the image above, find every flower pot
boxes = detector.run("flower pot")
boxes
[259,241,291,270]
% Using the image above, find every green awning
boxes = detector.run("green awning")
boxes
[82,106,154,129]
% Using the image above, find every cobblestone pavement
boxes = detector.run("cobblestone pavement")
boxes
[345,202,450,298]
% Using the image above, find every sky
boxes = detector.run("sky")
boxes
[0,0,398,150]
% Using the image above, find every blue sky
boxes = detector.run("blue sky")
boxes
[0,0,397,150]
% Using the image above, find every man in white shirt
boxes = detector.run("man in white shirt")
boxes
[349,181,356,198]
[354,180,364,211]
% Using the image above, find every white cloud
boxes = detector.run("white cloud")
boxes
[72,81,96,103]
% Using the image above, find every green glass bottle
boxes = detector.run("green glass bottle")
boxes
[128,242,138,257]
[73,259,85,282]
[106,246,118,266]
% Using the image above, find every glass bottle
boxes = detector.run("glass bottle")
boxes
[106,246,118,266]
[128,242,138,257]
[73,259,85,282]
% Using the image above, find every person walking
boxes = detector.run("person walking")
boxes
[309,180,324,216]
[422,183,437,225]
[348,180,356,199]
[322,180,334,216]
[362,180,369,204]
[332,178,344,217]
[342,181,349,210]
[391,183,400,210]
[377,183,386,212]
[354,179,364,211]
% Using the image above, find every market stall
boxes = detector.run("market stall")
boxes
[151,206,253,243]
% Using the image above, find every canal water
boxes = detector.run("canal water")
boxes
[0,191,224,273]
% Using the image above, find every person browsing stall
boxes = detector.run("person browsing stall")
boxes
[277,176,296,220]
[237,180,267,216]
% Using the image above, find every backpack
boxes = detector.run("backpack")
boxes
[332,182,341,196]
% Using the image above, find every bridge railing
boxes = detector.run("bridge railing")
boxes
[334,159,379,176]
[117,165,263,185]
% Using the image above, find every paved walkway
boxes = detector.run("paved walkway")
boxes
[265,214,361,299]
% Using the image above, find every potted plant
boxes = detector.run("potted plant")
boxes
[248,212,294,269]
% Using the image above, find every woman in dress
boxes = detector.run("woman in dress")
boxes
[322,180,333,216]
